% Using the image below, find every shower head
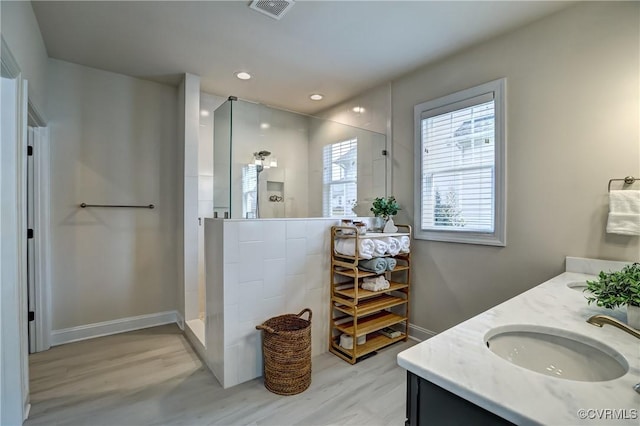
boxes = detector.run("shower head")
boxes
[253,150,271,160]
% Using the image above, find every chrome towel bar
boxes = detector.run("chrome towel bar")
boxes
[80,203,155,209]
[607,176,637,192]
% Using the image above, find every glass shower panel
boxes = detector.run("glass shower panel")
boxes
[230,100,309,218]
[213,98,387,219]
[213,100,232,217]
[307,116,387,218]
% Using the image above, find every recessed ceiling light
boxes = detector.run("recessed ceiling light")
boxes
[260,123,270,129]
[310,94,323,101]
[352,106,365,114]
[200,110,210,117]
[236,72,252,80]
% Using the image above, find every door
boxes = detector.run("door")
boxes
[27,126,36,353]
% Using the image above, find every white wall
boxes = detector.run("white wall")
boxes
[182,74,200,322]
[0,1,48,111]
[46,59,179,331]
[388,2,639,333]
[316,84,390,135]
[0,74,29,426]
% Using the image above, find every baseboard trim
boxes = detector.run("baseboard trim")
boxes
[408,323,437,342]
[51,310,180,346]
[175,311,185,330]
[24,402,31,421]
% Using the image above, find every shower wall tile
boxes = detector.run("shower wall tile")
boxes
[208,218,340,389]
[223,222,239,264]
[223,304,238,347]
[286,220,307,239]
[285,238,307,276]
[223,263,239,306]
[238,242,264,283]
[262,295,286,320]
[305,220,330,255]
[237,333,262,384]
[263,258,286,299]
[223,345,239,388]
[263,239,286,260]
[284,274,307,313]
[237,280,263,323]
[239,220,264,242]
[263,220,285,243]
[304,253,324,291]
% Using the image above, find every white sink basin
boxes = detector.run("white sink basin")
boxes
[485,325,628,382]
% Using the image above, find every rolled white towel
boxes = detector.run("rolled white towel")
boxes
[372,239,388,257]
[334,238,375,259]
[361,276,390,291]
[383,237,401,256]
[399,236,410,253]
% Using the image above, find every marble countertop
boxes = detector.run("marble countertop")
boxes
[397,257,639,425]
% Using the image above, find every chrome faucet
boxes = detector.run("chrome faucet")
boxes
[587,315,640,339]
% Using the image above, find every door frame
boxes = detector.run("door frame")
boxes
[27,102,51,353]
[1,36,31,423]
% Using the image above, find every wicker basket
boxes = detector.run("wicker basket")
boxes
[256,308,312,395]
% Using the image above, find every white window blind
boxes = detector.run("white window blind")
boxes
[242,165,257,219]
[323,139,357,217]
[414,79,506,246]
[421,97,495,232]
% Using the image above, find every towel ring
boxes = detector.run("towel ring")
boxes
[607,176,637,192]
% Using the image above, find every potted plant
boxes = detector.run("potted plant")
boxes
[370,196,401,232]
[585,263,640,329]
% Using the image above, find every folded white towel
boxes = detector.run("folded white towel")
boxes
[383,237,401,256]
[606,213,640,236]
[361,276,390,292]
[399,236,410,253]
[334,238,375,259]
[372,239,388,257]
[609,190,640,214]
[607,190,640,236]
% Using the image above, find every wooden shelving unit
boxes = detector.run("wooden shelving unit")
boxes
[328,224,411,364]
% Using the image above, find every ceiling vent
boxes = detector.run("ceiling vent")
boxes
[249,0,295,20]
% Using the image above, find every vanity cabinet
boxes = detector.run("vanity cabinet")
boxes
[406,372,514,426]
[328,225,411,364]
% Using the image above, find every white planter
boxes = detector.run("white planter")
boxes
[627,305,640,329]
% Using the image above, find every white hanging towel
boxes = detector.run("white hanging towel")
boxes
[606,190,640,236]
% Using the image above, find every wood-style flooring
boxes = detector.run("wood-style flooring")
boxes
[26,324,414,426]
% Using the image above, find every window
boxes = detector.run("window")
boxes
[414,79,506,246]
[323,138,357,217]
